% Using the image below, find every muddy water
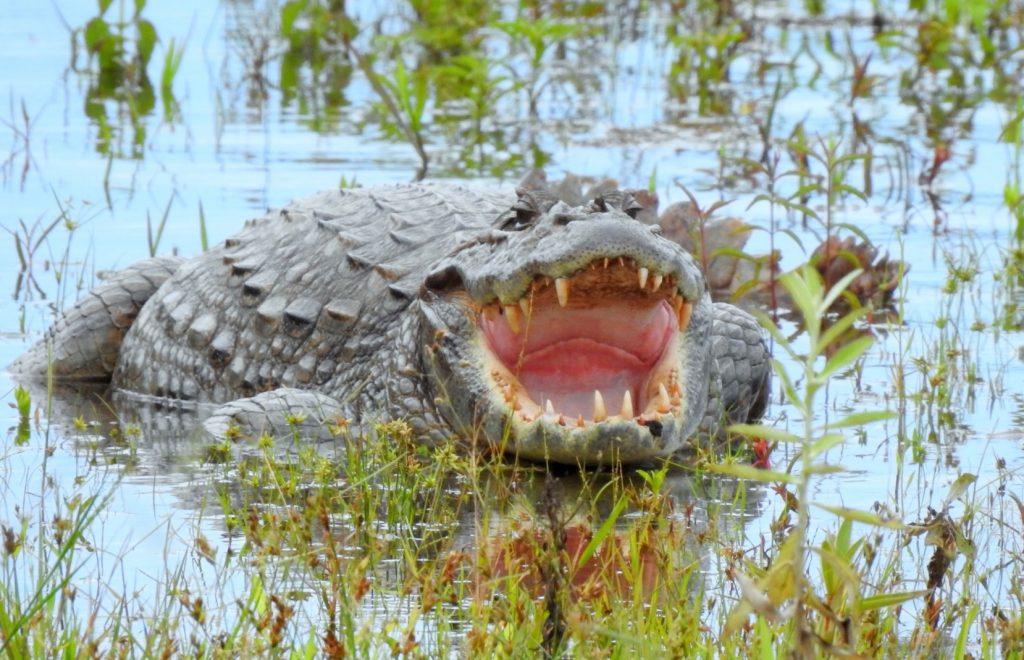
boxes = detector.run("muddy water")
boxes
[2,0,1023,649]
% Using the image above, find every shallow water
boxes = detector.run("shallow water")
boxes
[2,0,1023,651]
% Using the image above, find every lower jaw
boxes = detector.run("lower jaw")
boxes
[497,414,685,466]
[477,352,689,466]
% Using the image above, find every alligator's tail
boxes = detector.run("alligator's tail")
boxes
[7,256,184,381]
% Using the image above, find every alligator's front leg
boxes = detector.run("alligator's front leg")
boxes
[202,388,348,442]
[8,256,184,380]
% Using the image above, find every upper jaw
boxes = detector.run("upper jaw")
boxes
[451,217,706,306]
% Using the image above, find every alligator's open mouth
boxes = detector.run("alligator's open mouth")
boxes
[478,257,693,428]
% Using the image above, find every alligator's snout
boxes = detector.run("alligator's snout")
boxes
[479,257,692,426]
[420,194,714,466]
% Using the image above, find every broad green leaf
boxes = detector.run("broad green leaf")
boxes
[813,503,904,528]
[835,152,868,165]
[727,423,801,444]
[956,604,979,659]
[711,246,756,261]
[753,313,801,362]
[771,358,803,407]
[819,335,873,380]
[762,533,801,603]
[281,0,303,35]
[823,410,896,430]
[814,545,860,599]
[815,306,867,354]
[833,221,872,244]
[859,590,928,610]
[808,433,846,456]
[779,269,817,323]
[790,182,823,199]
[835,517,854,557]
[942,473,977,508]
[578,494,627,567]
[708,463,795,484]
[821,268,865,311]
[835,182,868,201]
[84,17,110,54]
[137,19,157,67]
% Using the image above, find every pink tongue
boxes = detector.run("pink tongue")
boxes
[481,300,676,419]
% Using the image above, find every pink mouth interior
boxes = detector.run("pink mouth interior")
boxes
[480,300,677,419]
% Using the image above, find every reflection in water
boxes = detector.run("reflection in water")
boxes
[8,374,765,651]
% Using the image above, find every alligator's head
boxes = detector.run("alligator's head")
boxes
[419,184,713,466]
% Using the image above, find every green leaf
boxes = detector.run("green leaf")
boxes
[808,433,845,456]
[727,423,801,444]
[779,269,815,321]
[98,0,113,14]
[84,17,111,54]
[708,463,796,484]
[814,545,860,597]
[820,267,865,311]
[813,503,904,528]
[281,0,304,35]
[823,410,896,430]
[137,19,157,67]
[943,473,977,508]
[771,358,803,408]
[14,385,31,418]
[859,590,928,610]
[578,494,627,567]
[815,306,867,355]
[753,313,801,363]
[956,604,979,659]
[835,182,868,201]
[835,517,854,557]
[819,335,873,380]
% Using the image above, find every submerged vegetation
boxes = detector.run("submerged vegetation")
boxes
[2,0,1024,656]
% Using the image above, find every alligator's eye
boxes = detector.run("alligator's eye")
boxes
[501,206,539,231]
[624,202,643,219]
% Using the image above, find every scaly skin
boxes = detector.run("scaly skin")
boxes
[9,181,770,466]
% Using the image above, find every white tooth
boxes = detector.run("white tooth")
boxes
[657,383,671,413]
[555,278,570,308]
[603,257,609,269]
[504,304,521,333]
[620,391,634,418]
[545,399,555,416]
[519,297,530,316]
[652,274,663,291]
[678,301,693,330]
[593,390,607,422]
[638,267,649,289]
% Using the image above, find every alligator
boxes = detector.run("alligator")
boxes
[8,176,770,466]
